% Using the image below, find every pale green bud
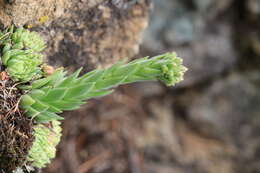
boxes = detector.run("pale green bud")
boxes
[27,120,62,168]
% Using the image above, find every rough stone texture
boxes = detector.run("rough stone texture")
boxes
[247,0,260,16]
[43,0,150,73]
[44,0,150,72]
[184,73,260,141]
[0,0,70,27]
[138,98,236,173]
[237,0,260,68]
[169,72,260,172]
[141,0,235,86]
[0,0,150,72]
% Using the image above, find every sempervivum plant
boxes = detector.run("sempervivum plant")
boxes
[0,26,187,173]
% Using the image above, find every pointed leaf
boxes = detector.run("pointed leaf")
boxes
[32,77,52,89]
[35,112,64,123]
[29,89,46,99]
[57,68,82,87]
[112,63,139,77]
[82,89,114,99]
[64,83,94,99]
[80,70,105,83]
[31,100,49,112]
[48,100,84,110]
[20,95,35,108]
[26,107,41,118]
[41,88,67,101]
[95,77,125,90]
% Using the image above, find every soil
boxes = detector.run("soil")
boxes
[0,76,34,172]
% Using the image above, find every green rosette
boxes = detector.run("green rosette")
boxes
[0,27,45,82]
[27,120,62,168]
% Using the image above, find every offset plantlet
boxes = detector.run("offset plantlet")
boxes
[0,26,44,82]
[0,27,187,172]
[20,53,186,123]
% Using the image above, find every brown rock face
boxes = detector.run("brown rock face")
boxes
[0,0,70,27]
[43,0,150,72]
[0,0,150,72]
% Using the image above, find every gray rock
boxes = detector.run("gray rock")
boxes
[247,0,260,15]
[179,71,260,150]
[142,0,236,87]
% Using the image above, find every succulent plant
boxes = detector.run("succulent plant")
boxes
[0,26,187,172]
[0,26,44,82]
[20,53,186,123]
[27,120,62,168]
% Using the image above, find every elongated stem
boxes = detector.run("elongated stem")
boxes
[20,52,187,123]
[80,52,186,87]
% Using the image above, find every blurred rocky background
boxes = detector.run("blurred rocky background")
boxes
[46,0,260,172]
[1,0,259,172]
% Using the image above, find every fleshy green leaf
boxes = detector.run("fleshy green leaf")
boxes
[20,52,187,123]
[0,27,45,82]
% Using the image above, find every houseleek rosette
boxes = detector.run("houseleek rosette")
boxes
[0,26,187,172]
[0,27,44,82]
[27,120,62,168]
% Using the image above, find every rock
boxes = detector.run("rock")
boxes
[194,0,233,14]
[136,70,260,173]
[44,0,150,71]
[175,22,236,86]
[137,97,235,173]
[172,71,260,172]
[0,0,151,71]
[0,0,70,27]
[141,0,236,86]
[247,0,260,16]
[184,73,260,140]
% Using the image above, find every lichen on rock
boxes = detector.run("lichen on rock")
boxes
[0,0,71,27]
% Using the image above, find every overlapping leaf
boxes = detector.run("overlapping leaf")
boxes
[20,53,187,123]
[0,27,45,82]
[27,120,62,168]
